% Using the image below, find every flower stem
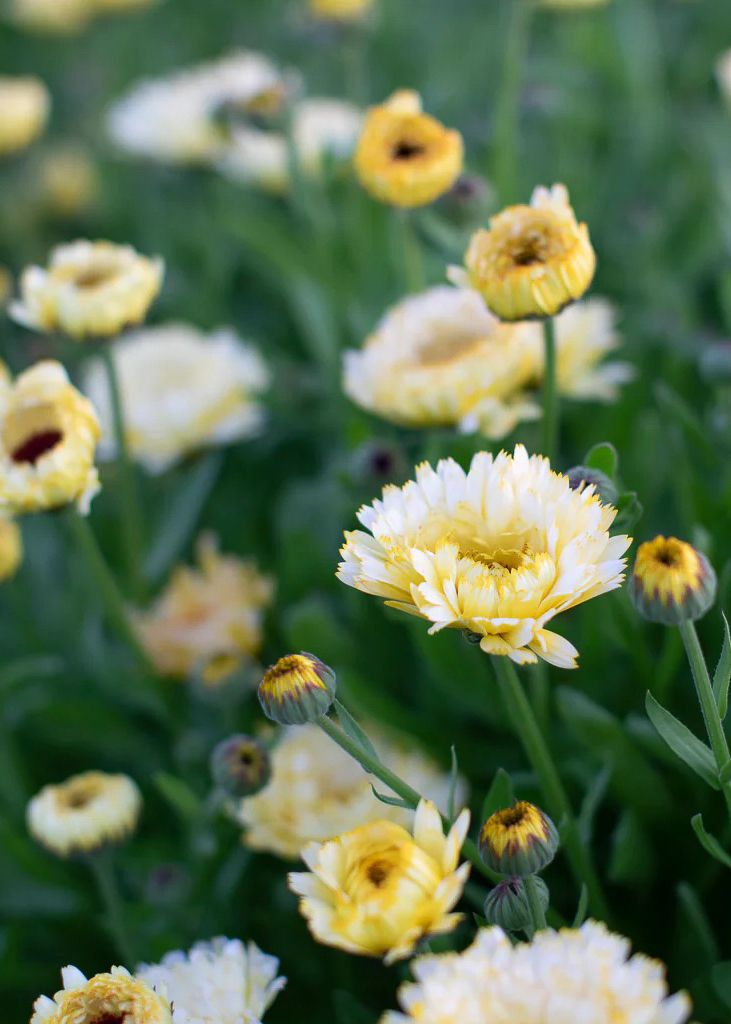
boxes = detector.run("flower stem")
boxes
[397,209,425,294]
[524,874,547,935]
[492,656,610,920]
[101,347,145,600]
[89,855,137,966]
[317,714,500,883]
[678,620,731,820]
[491,0,533,204]
[541,317,559,464]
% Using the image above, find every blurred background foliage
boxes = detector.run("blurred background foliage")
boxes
[3,0,731,1020]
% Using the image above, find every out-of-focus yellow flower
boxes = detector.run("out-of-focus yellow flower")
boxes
[36,147,98,219]
[455,184,595,321]
[631,536,716,626]
[0,76,50,158]
[132,533,273,682]
[0,517,22,580]
[82,323,269,474]
[10,240,163,341]
[238,722,466,859]
[479,801,559,876]
[0,361,100,515]
[716,51,731,108]
[31,966,171,1024]
[338,445,630,668]
[10,0,93,33]
[309,0,374,21]
[343,285,542,439]
[258,652,336,725]
[355,90,463,208]
[27,770,141,857]
[549,297,634,401]
[288,798,470,963]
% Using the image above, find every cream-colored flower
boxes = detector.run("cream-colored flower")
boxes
[36,146,98,218]
[132,533,273,682]
[289,798,470,963]
[0,516,22,580]
[27,770,141,857]
[0,76,50,157]
[309,0,374,21]
[382,922,691,1024]
[0,361,100,515]
[10,0,93,33]
[343,286,542,439]
[32,966,171,1024]
[107,51,293,166]
[10,240,163,340]
[137,937,286,1024]
[82,323,268,474]
[549,297,634,400]
[717,50,731,108]
[338,444,630,668]
[238,722,466,860]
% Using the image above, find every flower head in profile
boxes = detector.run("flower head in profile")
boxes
[0,76,50,158]
[550,297,634,401]
[211,734,272,799]
[0,361,101,515]
[0,517,22,580]
[343,286,542,439]
[338,445,630,668]
[631,536,717,626]
[479,801,558,876]
[10,0,93,34]
[10,240,163,340]
[137,937,286,1024]
[27,770,141,857]
[237,722,466,859]
[258,652,336,725]
[455,183,595,321]
[32,966,171,1024]
[132,533,273,683]
[309,0,374,22]
[355,90,463,208]
[288,798,470,963]
[83,323,268,474]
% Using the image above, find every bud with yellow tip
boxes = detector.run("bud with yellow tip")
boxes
[258,652,336,725]
[479,801,559,877]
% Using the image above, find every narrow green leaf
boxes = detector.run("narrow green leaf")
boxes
[676,883,719,968]
[584,442,618,479]
[720,760,731,785]
[153,773,203,823]
[645,692,719,789]
[711,963,731,1010]
[713,613,731,720]
[480,768,515,826]
[334,700,380,762]
[448,745,459,821]
[371,786,412,810]
[572,885,589,927]
[578,764,612,844]
[691,813,731,868]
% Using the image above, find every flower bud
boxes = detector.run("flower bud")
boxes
[566,465,618,507]
[630,535,717,626]
[210,734,271,798]
[479,801,559,876]
[483,875,549,932]
[258,652,336,725]
[439,173,493,225]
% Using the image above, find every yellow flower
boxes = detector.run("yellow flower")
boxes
[456,183,595,321]
[479,801,558,876]
[338,444,631,668]
[238,722,467,859]
[31,966,171,1024]
[258,652,336,725]
[0,361,100,515]
[309,0,374,21]
[550,297,634,401]
[10,240,164,341]
[10,0,93,33]
[82,323,269,474]
[343,285,542,439]
[630,536,717,626]
[355,90,463,208]
[36,146,98,218]
[132,533,273,681]
[288,798,470,963]
[0,517,22,580]
[0,76,50,158]
[27,770,141,857]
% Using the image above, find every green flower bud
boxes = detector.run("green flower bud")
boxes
[258,652,336,725]
[566,465,618,507]
[479,801,559,877]
[630,536,717,626]
[210,734,271,798]
[483,875,549,933]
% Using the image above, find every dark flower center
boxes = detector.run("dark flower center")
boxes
[90,1014,126,1024]
[11,429,63,465]
[393,141,424,160]
[366,860,391,887]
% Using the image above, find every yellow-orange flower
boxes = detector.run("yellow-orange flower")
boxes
[355,90,463,208]
[455,183,595,321]
[36,146,98,218]
[288,798,470,963]
[479,801,558,876]
[31,966,171,1024]
[309,0,374,20]
[631,536,716,626]
[258,652,336,725]
[0,517,22,580]
[0,76,50,158]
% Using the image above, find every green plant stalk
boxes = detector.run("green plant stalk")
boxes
[524,874,547,935]
[491,0,533,204]
[317,714,500,884]
[679,620,731,821]
[101,347,145,599]
[89,855,137,966]
[492,657,610,920]
[397,209,425,294]
[541,317,559,464]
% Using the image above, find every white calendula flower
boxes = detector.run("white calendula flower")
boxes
[338,444,630,668]
[32,966,171,1024]
[550,297,634,401]
[0,76,50,158]
[343,286,541,439]
[9,0,93,34]
[83,323,268,473]
[27,770,142,857]
[137,937,285,1024]
[382,922,691,1024]
[10,240,164,341]
[237,722,466,860]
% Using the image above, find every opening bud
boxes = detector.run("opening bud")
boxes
[479,801,559,876]
[630,535,717,626]
[483,875,549,933]
[566,465,618,507]
[258,652,336,725]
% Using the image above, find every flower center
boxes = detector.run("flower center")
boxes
[460,546,529,576]
[366,858,392,887]
[392,140,424,161]
[4,402,65,465]
[89,1015,126,1024]
[61,779,102,810]
[653,542,682,568]
[11,429,63,464]
[72,266,118,290]
[416,333,483,367]
[510,230,549,267]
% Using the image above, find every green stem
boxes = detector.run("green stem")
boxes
[65,509,150,669]
[492,657,610,921]
[524,874,547,934]
[318,714,499,883]
[101,347,145,599]
[397,209,425,294]
[541,317,559,464]
[491,0,533,204]
[89,855,137,966]
[679,620,731,821]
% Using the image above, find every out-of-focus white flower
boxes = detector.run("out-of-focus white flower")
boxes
[9,0,93,34]
[0,76,50,158]
[551,297,634,401]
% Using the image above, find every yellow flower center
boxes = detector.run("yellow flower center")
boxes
[460,545,529,574]
[634,535,703,606]
[4,402,64,465]
[392,139,425,161]
[58,776,103,811]
[415,332,484,367]
[481,801,548,857]
[343,837,441,906]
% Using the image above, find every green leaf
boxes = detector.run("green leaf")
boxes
[608,810,656,885]
[572,885,589,927]
[615,491,643,531]
[153,773,203,824]
[447,745,459,820]
[713,613,731,720]
[371,786,412,810]
[334,700,380,762]
[578,764,612,844]
[584,442,618,479]
[333,990,375,1024]
[711,963,731,1010]
[691,813,731,868]
[676,883,719,971]
[645,692,719,789]
[480,768,515,826]
[720,760,731,785]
